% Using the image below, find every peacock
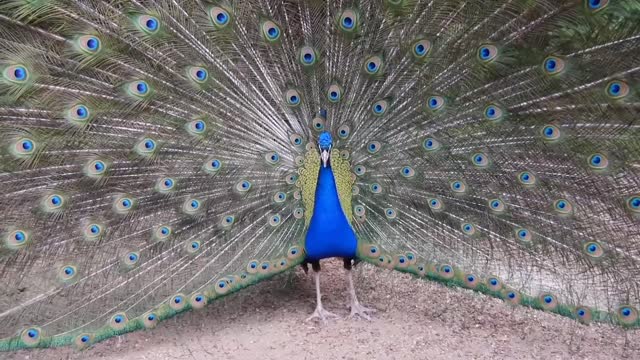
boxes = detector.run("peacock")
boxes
[1,0,640,352]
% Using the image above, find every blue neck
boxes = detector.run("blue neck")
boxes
[304,163,358,261]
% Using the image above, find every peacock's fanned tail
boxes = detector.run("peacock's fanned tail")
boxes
[0,0,639,351]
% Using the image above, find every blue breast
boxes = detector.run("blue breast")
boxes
[304,164,358,261]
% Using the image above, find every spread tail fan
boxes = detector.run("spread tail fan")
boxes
[1,0,639,351]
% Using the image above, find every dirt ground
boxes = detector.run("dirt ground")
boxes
[4,259,639,360]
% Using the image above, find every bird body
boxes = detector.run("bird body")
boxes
[304,163,358,261]
[1,0,640,352]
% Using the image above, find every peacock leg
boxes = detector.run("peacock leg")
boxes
[344,258,376,320]
[305,261,338,323]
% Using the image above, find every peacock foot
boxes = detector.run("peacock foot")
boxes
[305,306,339,324]
[348,301,376,320]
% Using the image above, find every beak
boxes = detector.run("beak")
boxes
[321,148,330,168]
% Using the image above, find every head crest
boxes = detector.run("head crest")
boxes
[318,132,333,150]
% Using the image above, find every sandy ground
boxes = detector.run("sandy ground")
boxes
[4,259,639,360]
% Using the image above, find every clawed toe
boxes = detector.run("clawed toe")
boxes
[348,302,376,320]
[306,306,339,323]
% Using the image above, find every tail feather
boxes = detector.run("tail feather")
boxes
[0,0,640,352]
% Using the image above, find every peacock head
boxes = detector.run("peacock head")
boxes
[318,131,333,168]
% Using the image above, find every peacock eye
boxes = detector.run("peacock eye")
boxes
[261,20,281,42]
[372,99,389,116]
[363,55,383,75]
[5,65,30,83]
[587,0,609,12]
[339,9,358,32]
[483,104,504,121]
[210,7,231,28]
[411,39,431,60]
[423,138,440,151]
[299,46,318,66]
[471,152,489,167]
[284,89,302,106]
[426,96,445,111]
[477,44,498,62]
[542,56,565,75]
[327,84,343,102]
[136,15,160,34]
[605,80,629,99]
[77,35,102,54]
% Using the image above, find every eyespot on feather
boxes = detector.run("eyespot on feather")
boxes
[312,116,325,131]
[135,15,160,35]
[384,208,397,220]
[134,137,157,156]
[605,80,629,99]
[542,56,565,76]
[42,193,67,213]
[437,264,455,279]
[142,312,158,329]
[363,55,383,75]
[155,177,175,194]
[502,288,522,305]
[235,180,252,193]
[426,96,445,111]
[261,20,281,42]
[372,99,389,116]
[76,35,102,55]
[428,198,443,211]
[461,222,476,236]
[483,104,504,121]
[113,195,135,215]
[265,151,280,165]
[209,6,232,28]
[411,39,431,60]
[187,67,208,84]
[471,152,489,168]
[268,214,282,226]
[153,225,172,242]
[486,276,502,291]
[423,138,441,151]
[183,198,202,215]
[367,141,381,154]
[109,313,128,331]
[477,44,498,63]
[586,0,609,12]
[539,293,558,311]
[553,198,573,215]
[450,180,466,193]
[327,84,343,102]
[190,293,208,309]
[617,305,638,325]
[299,46,318,67]
[58,264,78,283]
[185,240,201,254]
[518,171,536,186]
[21,327,42,347]
[121,251,141,269]
[169,294,187,311]
[574,306,593,324]
[583,241,604,259]
[338,9,359,32]
[75,333,93,349]
[284,89,302,107]
[5,229,31,249]
[83,222,104,242]
[127,80,152,99]
[204,158,222,174]
[464,274,479,289]
[488,198,506,213]
[4,64,30,83]
[11,137,37,158]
